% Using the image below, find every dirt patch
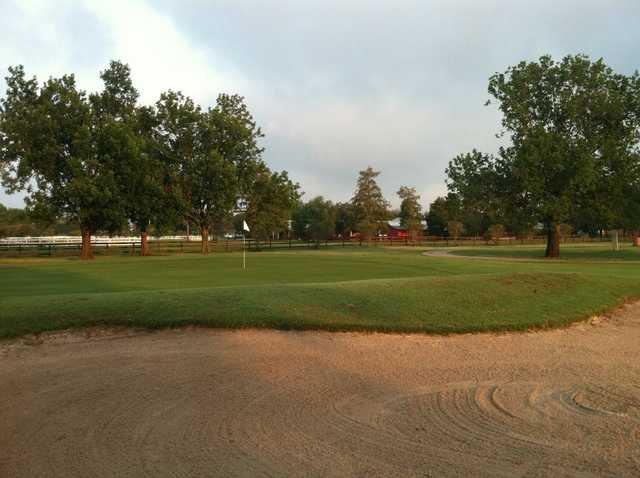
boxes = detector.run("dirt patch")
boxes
[2,304,640,477]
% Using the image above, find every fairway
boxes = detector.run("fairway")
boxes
[2,246,640,338]
[450,243,640,261]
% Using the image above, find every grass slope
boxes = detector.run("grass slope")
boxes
[1,248,638,338]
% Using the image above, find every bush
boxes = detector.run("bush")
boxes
[446,220,464,239]
[485,224,506,243]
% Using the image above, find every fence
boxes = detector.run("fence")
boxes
[0,234,625,258]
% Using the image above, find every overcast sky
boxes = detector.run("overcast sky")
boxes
[2,0,639,209]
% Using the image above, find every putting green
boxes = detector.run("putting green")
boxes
[1,247,639,338]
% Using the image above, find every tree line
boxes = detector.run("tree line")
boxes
[3,54,639,259]
[291,168,424,245]
[439,54,640,257]
[0,62,425,258]
[0,61,300,258]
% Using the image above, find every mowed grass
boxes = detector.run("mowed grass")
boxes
[451,242,640,261]
[1,247,639,338]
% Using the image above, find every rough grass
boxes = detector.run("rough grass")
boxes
[1,248,639,338]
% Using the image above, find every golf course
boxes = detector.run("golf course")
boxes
[3,244,640,477]
[2,244,640,339]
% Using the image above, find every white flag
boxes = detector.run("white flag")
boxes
[243,220,250,232]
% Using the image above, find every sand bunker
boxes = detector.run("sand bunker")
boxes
[2,306,640,477]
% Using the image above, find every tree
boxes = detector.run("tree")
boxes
[92,61,165,256]
[447,220,464,239]
[0,65,125,259]
[128,105,168,255]
[292,196,336,245]
[244,165,300,241]
[488,54,640,257]
[153,92,264,254]
[179,142,237,254]
[446,150,506,236]
[153,90,200,242]
[0,203,38,237]
[426,194,462,236]
[486,224,505,243]
[351,167,389,240]
[334,202,357,238]
[207,93,264,195]
[397,186,423,239]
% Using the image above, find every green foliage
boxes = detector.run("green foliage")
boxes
[446,220,464,239]
[208,93,264,194]
[0,65,125,238]
[351,167,390,239]
[426,195,461,235]
[446,150,516,235]
[293,196,336,243]
[153,91,265,252]
[91,62,168,238]
[153,90,201,233]
[397,186,423,237]
[488,54,640,254]
[182,147,237,245]
[0,62,290,257]
[334,202,357,238]
[0,203,29,223]
[443,54,640,255]
[0,203,36,236]
[245,166,300,240]
[485,224,506,242]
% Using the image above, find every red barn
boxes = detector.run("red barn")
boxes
[387,217,427,238]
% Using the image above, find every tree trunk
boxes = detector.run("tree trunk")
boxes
[200,227,209,255]
[545,223,560,258]
[80,227,94,260]
[140,230,151,256]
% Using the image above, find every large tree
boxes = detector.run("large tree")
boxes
[351,167,389,240]
[153,90,200,240]
[487,54,640,257]
[292,196,336,245]
[244,165,300,240]
[128,105,168,255]
[0,65,125,259]
[154,92,264,254]
[446,150,500,235]
[334,201,357,238]
[425,194,462,236]
[397,186,423,239]
[0,203,37,237]
[92,61,165,256]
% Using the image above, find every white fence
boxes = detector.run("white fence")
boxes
[0,235,203,245]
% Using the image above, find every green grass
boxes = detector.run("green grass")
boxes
[450,243,640,261]
[1,247,639,338]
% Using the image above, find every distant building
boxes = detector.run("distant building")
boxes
[387,217,427,238]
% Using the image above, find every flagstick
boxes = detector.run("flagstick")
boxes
[243,233,246,270]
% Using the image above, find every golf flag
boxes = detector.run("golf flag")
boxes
[243,220,250,232]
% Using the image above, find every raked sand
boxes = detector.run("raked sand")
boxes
[2,305,640,477]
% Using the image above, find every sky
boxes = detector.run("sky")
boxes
[1,0,640,209]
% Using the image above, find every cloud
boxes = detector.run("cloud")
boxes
[2,0,640,210]
[77,0,248,104]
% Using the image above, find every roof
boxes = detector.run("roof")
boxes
[387,217,427,229]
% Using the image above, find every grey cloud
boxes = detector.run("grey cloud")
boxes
[2,0,640,209]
